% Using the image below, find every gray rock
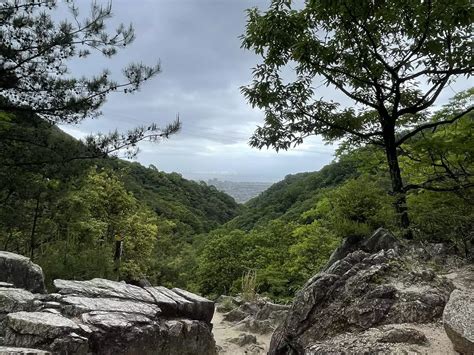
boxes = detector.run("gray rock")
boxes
[216,295,242,312]
[0,257,217,355]
[54,278,155,303]
[325,228,399,270]
[50,332,88,355]
[361,228,399,255]
[245,344,266,355]
[172,288,215,323]
[148,286,214,322]
[443,289,474,354]
[6,311,81,339]
[4,311,87,353]
[0,288,37,336]
[237,317,275,334]
[60,296,161,318]
[81,311,153,330]
[0,252,46,294]
[269,247,453,354]
[228,333,257,346]
[0,289,36,314]
[87,318,216,355]
[377,327,428,345]
[223,308,247,322]
[0,346,50,354]
[255,302,289,324]
[0,283,14,288]
[144,286,178,315]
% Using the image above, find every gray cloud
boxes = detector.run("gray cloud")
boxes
[61,0,469,182]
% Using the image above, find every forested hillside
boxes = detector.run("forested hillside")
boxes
[0,112,240,287]
[226,158,358,231]
[194,97,473,300]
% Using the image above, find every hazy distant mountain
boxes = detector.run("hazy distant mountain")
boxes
[207,179,272,203]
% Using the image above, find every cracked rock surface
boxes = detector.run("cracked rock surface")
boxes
[0,251,216,355]
[269,228,467,355]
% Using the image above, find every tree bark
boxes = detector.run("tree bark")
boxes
[30,194,41,258]
[383,125,412,238]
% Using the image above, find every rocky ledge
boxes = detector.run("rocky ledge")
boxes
[0,251,216,355]
[269,228,473,355]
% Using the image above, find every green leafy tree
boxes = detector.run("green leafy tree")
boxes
[241,0,473,235]
[303,175,396,238]
[400,89,473,192]
[0,0,180,159]
[34,167,160,285]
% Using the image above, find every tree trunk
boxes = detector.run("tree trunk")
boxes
[383,125,412,238]
[30,194,41,258]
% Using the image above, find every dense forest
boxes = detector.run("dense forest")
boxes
[0,0,472,306]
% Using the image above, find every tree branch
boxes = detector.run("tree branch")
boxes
[396,106,473,145]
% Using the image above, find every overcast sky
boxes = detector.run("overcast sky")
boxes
[61,0,469,182]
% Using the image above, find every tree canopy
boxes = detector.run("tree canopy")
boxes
[241,0,473,233]
[0,0,180,158]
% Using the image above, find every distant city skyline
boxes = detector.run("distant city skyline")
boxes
[61,0,470,182]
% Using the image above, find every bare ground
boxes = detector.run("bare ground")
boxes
[212,309,271,354]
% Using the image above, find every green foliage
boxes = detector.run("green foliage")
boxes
[241,0,472,150]
[112,160,240,236]
[241,0,473,231]
[400,90,474,192]
[196,167,398,300]
[0,115,240,289]
[197,216,338,300]
[227,158,357,231]
[409,190,473,257]
[305,176,397,238]
[288,222,339,280]
[1,1,179,159]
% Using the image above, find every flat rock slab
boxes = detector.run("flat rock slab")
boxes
[0,252,46,294]
[147,286,214,323]
[172,288,215,323]
[54,278,155,303]
[443,289,474,354]
[61,296,161,318]
[81,311,153,330]
[0,346,50,354]
[144,286,178,315]
[6,311,80,338]
[0,282,15,288]
[0,288,36,313]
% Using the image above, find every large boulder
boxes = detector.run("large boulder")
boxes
[0,261,217,355]
[0,252,46,293]
[84,314,215,355]
[325,228,399,269]
[269,247,453,354]
[443,289,474,354]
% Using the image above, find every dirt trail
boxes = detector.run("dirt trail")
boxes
[212,309,271,354]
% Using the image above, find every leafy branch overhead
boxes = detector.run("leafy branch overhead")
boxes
[241,0,473,232]
[242,0,472,149]
[0,0,179,157]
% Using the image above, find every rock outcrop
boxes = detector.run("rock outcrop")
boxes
[269,229,456,355]
[0,252,217,355]
[443,289,474,354]
[0,251,46,294]
[221,298,290,335]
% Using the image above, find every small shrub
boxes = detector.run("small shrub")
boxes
[241,269,258,302]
